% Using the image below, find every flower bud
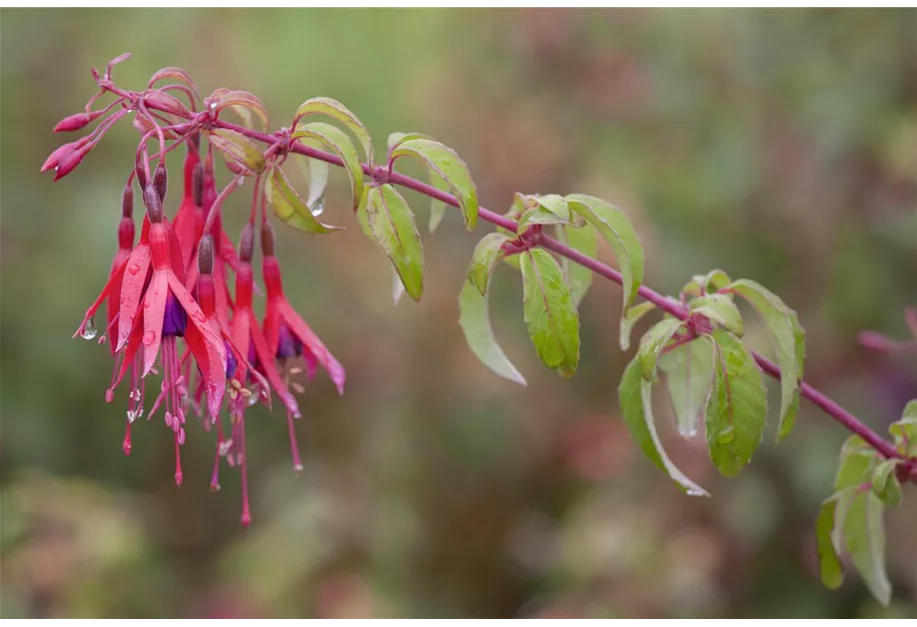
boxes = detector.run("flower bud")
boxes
[260,222,275,257]
[239,222,255,263]
[143,183,163,223]
[192,163,204,207]
[153,161,168,202]
[53,112,95,133]
[41,136,91,173]
[53,141,95,181]
[198,234,215,276]
[122,182,134,218]
[135,151,148,188]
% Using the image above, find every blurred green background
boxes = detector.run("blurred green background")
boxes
[1,8,916,619]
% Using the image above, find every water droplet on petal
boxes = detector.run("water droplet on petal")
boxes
[309,196,325,217]
[81,317,98,340]
[128,263,141,275]
[143,330,156,345]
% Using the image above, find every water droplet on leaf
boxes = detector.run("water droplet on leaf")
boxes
[309,196,325,217]
[81,317,98,340]
[143,330,156,345]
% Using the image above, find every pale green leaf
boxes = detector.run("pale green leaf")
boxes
[705,330,768,477]
[209,128,265,173]
[728,279,802,441]
[291,121,364,210]
[890,399,917,456]
[682,269,732,297]
[529,194,572,222]
[428,170,450,233]
[361,184,423,301]
[659,336,716,439]
[520,249,580,377]
[619,358,709,496]
[391,138,478,231]
[392,267,405,305]
[566,194,644,347]
[841,489,892,606]
[691,293,744,336]
[870,459,902,507]
[556,224,597,307]
[638,318,684,381]
[517,207,569,232]
[835,436,878,491]
[295,97,373,165]
[619,301,657,351]
[469,233,511,296]
[214,89,270,131]
[815,496,844,590]
[265,167,343,234]
[458,279,525,385]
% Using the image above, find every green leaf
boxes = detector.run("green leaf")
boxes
[705,330,768,477]
[520,249,580,377]
[841,489,892,606]
[517,207,569,232]
[214,89,270,131]
[428,170,450,233]
[390,138,478,231]
[469,233,511,296]
[638,318,684,381]
[890,399,917,456]
[659,336,716,439]
[618,358,709,496]
[619,301,656,351]
[209,128,265,174]
[293,153,330,217]
[728,279,802,441]
[815,496,844,590]
[682,269,732,297]
[360,184,424,301]
[458,279,525,385]
[566,194,644,348]
[295,97,373,165]
[835,436,878,491]
[556,224,597,306]
[291,121,364,210]
[265,167,343,234]
[691,293,744,336]
[870,459,902,507]
[530,194,572,221]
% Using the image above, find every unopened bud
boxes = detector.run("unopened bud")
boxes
[53,141,94,181]
[192,163,203,207]
[198,234,214,275]
[41,137,91,173]
[153,161,168,202]
[260,222,275,257]
[122,182,134,218]
[143,184,163,223]
[53,112,95,133]
[239,222,255,262]
[135,151,148,188]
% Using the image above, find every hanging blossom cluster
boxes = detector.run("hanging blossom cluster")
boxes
[44,54,345,526]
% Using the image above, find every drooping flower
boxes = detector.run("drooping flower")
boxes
[116,184,228,485]
[260,222,346,395]
[74,181,144,454]
[170,135,202,272]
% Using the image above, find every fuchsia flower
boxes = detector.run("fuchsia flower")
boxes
[117,185,227,485]
[261,222,346,396]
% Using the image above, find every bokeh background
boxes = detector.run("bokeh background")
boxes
[1,8,916,619]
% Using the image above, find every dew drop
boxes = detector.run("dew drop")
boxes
[715,426,735,445]
[293,463,304,474]
[81,317,98,340]
[679,426,698,439]
[247,393,258,407]
[128,263,141,275]
[309,196,325,217]
[143,330,157,345]
[210,483,221,493]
